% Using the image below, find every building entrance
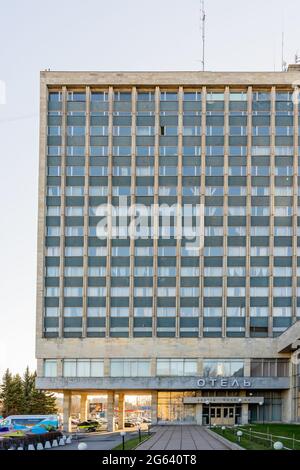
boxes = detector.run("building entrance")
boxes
[203,405,241,426]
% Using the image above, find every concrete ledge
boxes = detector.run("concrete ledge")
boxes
[35,376,290,391]
[205,428,245,451]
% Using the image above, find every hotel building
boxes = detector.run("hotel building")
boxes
[36,68,300,430]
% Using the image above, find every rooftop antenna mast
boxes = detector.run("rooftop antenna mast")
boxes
[200,0,206,71]
[281,31,287,71]
[281,9,287,72]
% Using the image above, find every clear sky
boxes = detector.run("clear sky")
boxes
[0,0,299,378]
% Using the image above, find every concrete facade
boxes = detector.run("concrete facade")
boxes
[36,69,300,430]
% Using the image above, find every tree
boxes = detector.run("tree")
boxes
[24,371,57,415]
[0,369,13,416]
[0,370,24,416]
[0,368,57,417]
[23,366,35,411]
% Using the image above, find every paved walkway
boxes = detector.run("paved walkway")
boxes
[137,426,230,450]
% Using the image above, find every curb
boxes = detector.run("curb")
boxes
[205,428,245,451]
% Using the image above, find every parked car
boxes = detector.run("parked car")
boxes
[77,420,101,432]
[142,418,151,423]
[124,421,135,428]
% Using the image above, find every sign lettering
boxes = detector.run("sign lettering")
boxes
[196,378,252,388]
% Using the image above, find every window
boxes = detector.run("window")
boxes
[204,308,222,317]
[157,287,176,297]
[136,126,155,136]
[44,307,59,317]
[88,246,107,256]
[89,186,108,196]
[65,226,84,236]
[87,307,106,317]
[111,246,130,257]
[65,207,84,216]
[67,92,86,101]
[134,307,152,317]
[250,359,289,377]
[180,308,199,317]
[203,360,244,377]
[65,187,84,196]
[87,287,106,297]
[135,246,154,256]
[46,266,60,277]
[47,186,60,196]
[67,126,85,136]
[134,287,153,297]
[204,287,222,297]
[110,287,130,297]
[47,226,60,236]
[110,359,151,377]
[110,307,129,317]
[156,359,197,376]
[180,287,200,297]
[250,307,269,317]
[65,247,84,257]
[45,287,59,297]
[48,167,60,177]
[64,307,83,317]
[63,359,104,377]
[90,126,108,136]
[66,166,85,176]
[64,287,83,297]
[157,308,176,317]
[65,266,83,277]
[181,267,199,277]
[111,266,130,277]
[134,266,153,276]
[91,92,108,102]
[44,360,57,377]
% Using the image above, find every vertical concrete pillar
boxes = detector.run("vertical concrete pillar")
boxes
[118,393,125,430]
[63,391,72,432]
[57,359,63,377]
[195,404,203,425]
[151,391,158,425]
[282,389,293,423]
[80,393,89,421]
[241,403,249,425]
[244,359,251,377]
[107,391,115,432]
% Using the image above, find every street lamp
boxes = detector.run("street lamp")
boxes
[259,401,264,426]
[137,423,141,443]
[274,441,284,451]
[205,400,211,428]
[120,431,126,451]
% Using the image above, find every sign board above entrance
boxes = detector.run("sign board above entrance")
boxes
[183,397,264,405]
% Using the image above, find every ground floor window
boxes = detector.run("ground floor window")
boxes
[248,391,282,422]
[157,392,198,423]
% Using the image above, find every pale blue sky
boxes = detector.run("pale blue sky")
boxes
[0,0,299,378]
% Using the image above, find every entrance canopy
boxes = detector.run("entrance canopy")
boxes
[277,321,300,353]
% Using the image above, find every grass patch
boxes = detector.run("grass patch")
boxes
[113,434,151,450]
[212,424,300,451]
[242,424,300,440]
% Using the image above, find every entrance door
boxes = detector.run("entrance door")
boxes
[223,407,235,426]
[210,406,235,426]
